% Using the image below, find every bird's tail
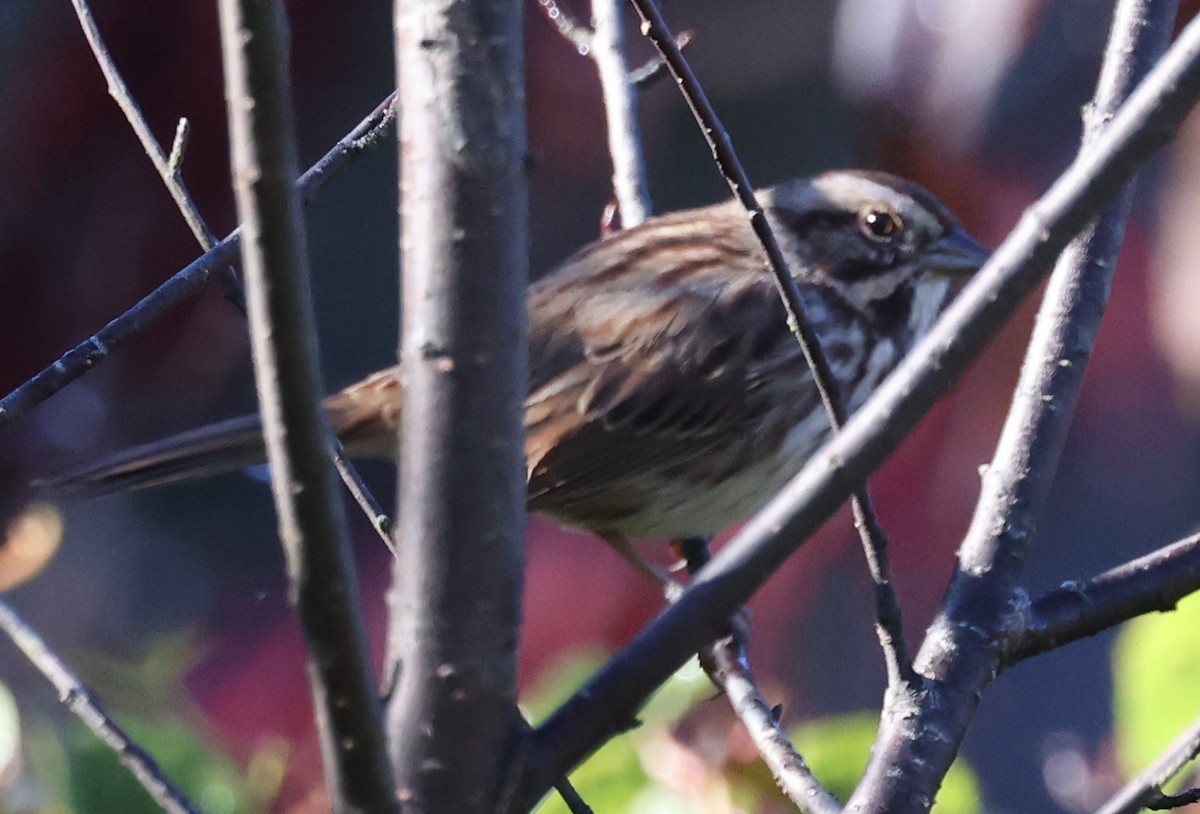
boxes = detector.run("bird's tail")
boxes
[34,414,270,500]
[35,367,403,501]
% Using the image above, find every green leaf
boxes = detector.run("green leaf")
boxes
[527,651,720,813]
[1113,590,1200,777]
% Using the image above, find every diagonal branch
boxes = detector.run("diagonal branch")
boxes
[0,92,395,430]
[851,1,1178,810]
[627,0,913,690]
[512,8,1200,808]
[67,0,392,550]
[1096,712,1200,814]
[215,0,396,811]
[587,12,829,808]
[1010,533,1200,664]
[0,595,200,814]
[701,637,843,814]
[681,538,842,814]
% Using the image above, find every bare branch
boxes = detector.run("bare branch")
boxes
[0,92,396,430]
[0,595,200,814]
[629,30,692,88]
[331,443,394,551]
[680,539,842,814]
[513,7,1200,806]
[216,1,396,811]
[590,0,650,225]
[1096,714,1200,814]
[69,0,392,550]
[552,778,595,814]
[1146,788,1200,811]
[701,637,843,814]
[69,0,246,311]
[1011,533,1200,663]
[851,1,1178,810]
[167,118,191,175]
[387,0,527,811]
[627,0,913,688]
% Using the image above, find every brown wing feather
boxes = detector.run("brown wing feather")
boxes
[524,208,809,518]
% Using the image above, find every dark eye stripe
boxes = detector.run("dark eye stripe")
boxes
[768,205,906,282]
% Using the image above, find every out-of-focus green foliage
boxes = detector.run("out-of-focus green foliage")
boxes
[0,680,21,806]
[9,635,284,814]
[528,652,982,813]
[63,719,279,814]
[528,651,718,814]
[797,712,980,813]
[727,710,981,812]
[1113,591,1200,777]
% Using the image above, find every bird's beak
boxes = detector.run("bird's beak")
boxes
[924,227,989,278]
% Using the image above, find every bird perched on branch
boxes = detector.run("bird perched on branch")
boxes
[38,170,986,576]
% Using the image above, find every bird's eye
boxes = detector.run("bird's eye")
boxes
[858,208,902,242]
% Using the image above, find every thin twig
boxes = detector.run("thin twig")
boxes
[1146,787,1200,811]
[629,30,692,88]
[0,595,201,814]
[331,443,394,550]
[512,9,1200,807]
[553,777,595,814]
[79,9,391,546]
[167,118,191,175]
[67,0,393,551]
[0,92,396,430]
[681,538,842,814]
[1011,533,1200,663]
[1096,714,1200,814]
[216,1,396,811]
[69,0,246,312]
[850,2,1177,810]
[627,0,913,689]
[702,639,843,814]
[590,0,650,225]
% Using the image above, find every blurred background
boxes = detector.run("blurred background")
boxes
[2,0,1200,811]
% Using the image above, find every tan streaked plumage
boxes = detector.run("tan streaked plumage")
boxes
[38,170,987,558]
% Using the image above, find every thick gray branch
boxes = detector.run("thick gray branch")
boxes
[387,1,528,812]
[851,1,1177,810]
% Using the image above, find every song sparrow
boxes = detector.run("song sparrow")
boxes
[39,170,985,567]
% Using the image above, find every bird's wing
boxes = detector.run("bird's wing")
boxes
[524,245,810,521]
